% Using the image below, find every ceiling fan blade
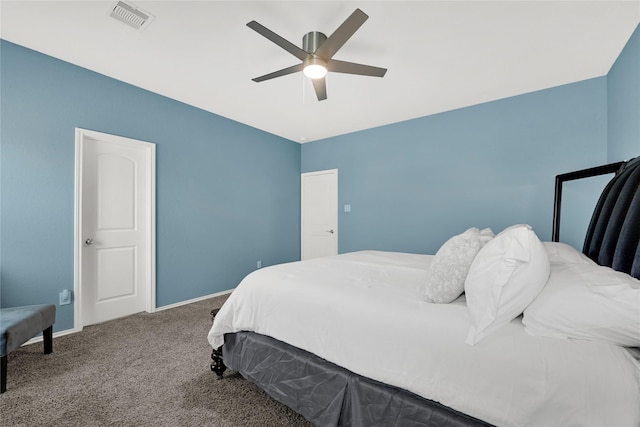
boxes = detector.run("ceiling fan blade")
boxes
[311,78,327,101]
[252,63,304,82]
[247,20,309,61]
[327,59,387,77]
[315,9,368,59]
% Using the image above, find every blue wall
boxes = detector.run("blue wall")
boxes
[0,40,301,332]
[2,22,639,334]
[607,23,640,162]
[302,78,608,254]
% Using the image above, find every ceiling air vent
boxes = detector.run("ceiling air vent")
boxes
[110,1,154,30]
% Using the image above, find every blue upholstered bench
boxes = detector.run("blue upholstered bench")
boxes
[0,304,56,393]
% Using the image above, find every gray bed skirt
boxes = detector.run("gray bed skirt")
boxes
[222,331,493,427]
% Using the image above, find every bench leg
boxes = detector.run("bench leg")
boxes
[43,326,53,355]
[1,355,6,393]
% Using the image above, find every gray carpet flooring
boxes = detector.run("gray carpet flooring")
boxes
[0,295,313,426]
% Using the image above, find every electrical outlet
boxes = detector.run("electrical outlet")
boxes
[257,260,262,269]
[59,290,71,306]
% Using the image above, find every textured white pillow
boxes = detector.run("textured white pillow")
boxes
[523,263,640,347]
[423,227,494,304]
[464,224,550,345]
[543,241,595,265]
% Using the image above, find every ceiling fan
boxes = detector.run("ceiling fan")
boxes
[247,8,387,101]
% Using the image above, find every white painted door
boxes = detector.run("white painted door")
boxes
[75,128,155,327]
[301,169,338,260]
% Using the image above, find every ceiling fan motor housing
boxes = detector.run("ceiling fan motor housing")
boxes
[303,31,327,54]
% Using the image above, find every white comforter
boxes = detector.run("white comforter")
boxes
[208,251,640,427]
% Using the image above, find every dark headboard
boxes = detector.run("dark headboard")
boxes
[553,156,640,280]
[583,156,640,279]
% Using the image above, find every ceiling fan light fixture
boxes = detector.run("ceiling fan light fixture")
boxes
[303,57,328,79]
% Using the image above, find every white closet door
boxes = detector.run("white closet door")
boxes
[301,169,338,260]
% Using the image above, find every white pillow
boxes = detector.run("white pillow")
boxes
[543,241,595,265]
[523,263,640,347]
[464,224,550,345]
[423,227,494,304]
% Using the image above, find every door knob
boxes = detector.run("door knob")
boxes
[85,238,95,246]
[326,229,334,234]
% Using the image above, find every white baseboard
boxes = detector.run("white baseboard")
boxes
[22,289,234,347]
[23,326,82,347]
[154,289,233,312]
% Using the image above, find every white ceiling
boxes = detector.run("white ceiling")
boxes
[1,1,639,143]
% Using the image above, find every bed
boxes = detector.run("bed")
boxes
[208,156,640,427]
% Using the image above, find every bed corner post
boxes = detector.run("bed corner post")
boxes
[552,174,562,242]
[210,308,227,379]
